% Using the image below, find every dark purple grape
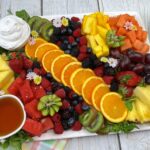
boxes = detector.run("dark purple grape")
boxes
[119,55,131,70]
[128,63,136,70]
[133,63,144,74]
[110,49,121,58]
[145,54,150,64]
[144,64,150,74]
[145,75,150,84]
[128,52,143,63]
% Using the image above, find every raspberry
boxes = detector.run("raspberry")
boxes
[61,99,70,110]
[79,45,87,53]
[41,78,52,90]
[77,53,89,61]
[23,56,33,69]
[56,41,62,47]
[103,76,114,85]
[73,28,81,37]
[20,70,26,79]
[52,113,61,123]
[55,88,66,99]
[54,122,64,134]
[41,67,47,76]
[68,36,75,44]
[33,68,41,75]
[72,121,82,131]
[93,66,104,77]
[71,17,80,22]
[74,103,83,114]
[79,36,87,46]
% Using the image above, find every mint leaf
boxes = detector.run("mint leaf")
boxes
[125,100,134,111]
[16,9,30,22]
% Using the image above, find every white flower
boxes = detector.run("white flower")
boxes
[124,21,137,31]
[0,90,5,96]
[28,37,36,45]
[26,72,37,80]
[53,19,62,27]
[108,57,118,68]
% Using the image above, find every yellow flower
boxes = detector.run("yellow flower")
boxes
[31,30,39,38]
[34,75,42,85]
[61,17,69,27]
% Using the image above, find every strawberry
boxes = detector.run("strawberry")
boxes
[74,103,83,114]
[52,113,61,123]
[71,17,80,22]
[41,67,47,76]
[73,28,81,37]
[94,66,104,77]
[61,99,70,110]
[9,58,23,73]
[118,85,133,97]
[79,36,87,46]
[55,88,66,99]
[41,77,52,91]
[79,45,87,53]
[20,70,26,79]
[72,121,82,131]
[103,76,114,84]
[33,68,41,75]
[54,122,64,134]
[77,53,89,61]
[22,56,33,69]
[116,71,141,87]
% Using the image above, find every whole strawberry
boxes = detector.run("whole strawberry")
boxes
[118,85,133,98]
[9,58,23,73]
[22,56,33,69]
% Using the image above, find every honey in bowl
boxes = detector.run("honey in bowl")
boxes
[0,96,24,137]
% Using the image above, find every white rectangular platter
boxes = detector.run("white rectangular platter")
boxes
[34,11,150,141]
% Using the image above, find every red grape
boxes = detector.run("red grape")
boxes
[128,51,143,63]
[145,54,150,64]
[119,55,131,70]
[133,63,144,74]
[144,64,150,74]
[110,49,121,58]
[145,75,150,84]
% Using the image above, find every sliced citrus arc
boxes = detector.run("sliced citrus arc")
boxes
[82,76,104,105]
[35,43,60,62]
[51,54,77,82]
[25,38,47,58]
[42,50,64,73]
[100,92,128,123]
[61,62,81,88]
[70,68,95,95]
[92,83,110,111]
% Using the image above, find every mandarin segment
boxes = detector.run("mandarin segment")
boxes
[35,43,59,61]
[42,50,64,73]
[100,92,128,123]
[82,76,104,105]
[25,38,47,58]
[61,62,81,88]
[70,68,95,95]
[92,84,109,111]
[51,54,77,82]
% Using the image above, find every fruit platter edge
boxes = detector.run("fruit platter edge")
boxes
[33,11,150,141]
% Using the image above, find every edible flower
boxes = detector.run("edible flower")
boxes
[28,37,36,45]
[0,90,5,96]
[26,72,37,80]
[33,75,42,85]
[100,57,108,63]
[108,57,118,68]
[61,17,69,27]
[124,21,137,31]
[31,30,39,38]
[53,18,62,27]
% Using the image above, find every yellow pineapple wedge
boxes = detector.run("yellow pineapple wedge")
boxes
[133,86,150,107]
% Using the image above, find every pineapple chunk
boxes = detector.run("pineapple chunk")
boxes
[97,26,108,39]
[94,34,105,45]
[0,55,11,71]
[86,35,97,49]
[2,77,14,93]
[102,45,109,56]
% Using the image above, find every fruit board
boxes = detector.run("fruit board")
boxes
[1,10,150,146]
[33,11,150,141]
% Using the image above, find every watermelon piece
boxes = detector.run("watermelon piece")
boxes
[25,99,42,119]
[23,118,43,136]
[8,77,24,96]
[19,80,34,103]
[31,85,46,99]
[41,117,54,132]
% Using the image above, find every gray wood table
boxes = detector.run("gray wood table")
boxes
[1,0,150,149]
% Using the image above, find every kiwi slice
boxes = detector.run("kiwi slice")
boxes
[32,18,50,31]
[40,23,53,41]
[28,16,41,29]
[86,112,104,133]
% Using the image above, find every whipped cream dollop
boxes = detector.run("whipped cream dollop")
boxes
[0,15,30,50]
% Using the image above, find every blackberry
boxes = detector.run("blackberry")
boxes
[53,27,61,35]
[67,117,75,127]
[68,106,74,113]
[78,96,83,102]
[72,100,78,106]
[76,37,80,43]
[110,79,119,92]
[104,67,116,76]
[70,48,79,57]
[73,111,79,120]
[93,59,103,68]
[67,28,73,35]
[63,86,71,94]
[70,22,81,30]
[45,73,52,80]
[89,54,97,61]
[67,44,72,50]
[71,41,78,47]
[62,110,71,120]
[63,40,69,44]
[72,93,79,99]
[61,28,67,34]
[62,120,70,130]
[60,43,67,50]
[60,36,68,41]
[33,61,41,68]
[82,58,92,68]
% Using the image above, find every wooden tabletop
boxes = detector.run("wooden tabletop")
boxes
[1,0,150,149]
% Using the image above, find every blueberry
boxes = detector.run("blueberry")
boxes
[82,58,92,68]
[71,42,78,47]
[104,67,116,76]
[110,79,119,92]
[61,28,67,34]
[33,61,41,68]
[76,37,80,42]
[72,100,78,106]
[82,104,90,111]
[63,40,69,44]
[67,44,72,49]
[68,106,74,113]
[45,73,52,80]
[67,28,73,35]
[63,86,71,93]
[87,47,92,53]
[89,54,97,61]
[70,48,79,57]
[53,27,61,35]
[60,36,68,41]
[62,120,70,130]
[60,43,67,50]
[67,117,75,127]
[72,93,79,99]
[78,96,83,102]
[27,69,32,73]
[64,50,71,54]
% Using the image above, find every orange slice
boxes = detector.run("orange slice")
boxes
[25,38,47,58]
[70,68,95,95]
[100,92,128,123]
[51,54,77,82]
[92,84,109,111]
[61,62,81,88]
[82,76,104,105]
[42,50,64,73]
[35,43,59,62]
